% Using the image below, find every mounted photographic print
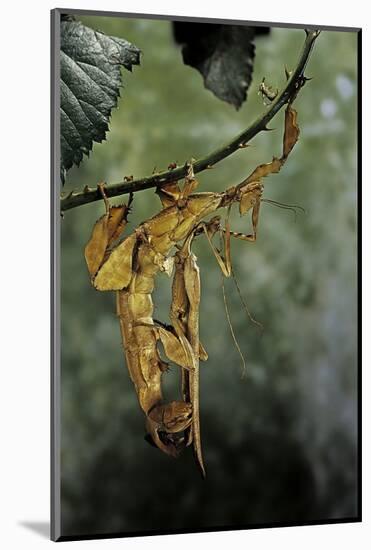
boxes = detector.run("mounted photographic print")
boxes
[51,8,361,542]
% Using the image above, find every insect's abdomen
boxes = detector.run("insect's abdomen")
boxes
[128,289,154,324]
[117,288,163,416]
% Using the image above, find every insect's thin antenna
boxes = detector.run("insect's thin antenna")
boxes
[261,198,306,221]
[221,275,247,379]
[231,267,264,331]
[262,198,305,213]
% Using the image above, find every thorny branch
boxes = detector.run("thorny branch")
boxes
[60,29,320,212]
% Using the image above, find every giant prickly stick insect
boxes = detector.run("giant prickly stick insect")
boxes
[84,102,300,477]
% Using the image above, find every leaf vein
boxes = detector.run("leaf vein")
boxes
[61,50,115,104]
[60,106,83,149]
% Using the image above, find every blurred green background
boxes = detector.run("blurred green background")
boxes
[60,15,358,538]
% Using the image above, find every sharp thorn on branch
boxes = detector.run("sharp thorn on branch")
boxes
[305,29,321,38]
[60,28,320,212]
[284,65,292,80]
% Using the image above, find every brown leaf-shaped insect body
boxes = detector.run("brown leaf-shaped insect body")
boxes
[84,103,301,475]
[84,213,109,279]
[239,181,264,216]
[230,104,300,240]
[170,231,208,477]
[85,177,225,460]
[283,105,300,158]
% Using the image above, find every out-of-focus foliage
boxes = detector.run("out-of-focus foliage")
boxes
[60,17,141,182]
[61,16,358,538]
[173,23,264,108]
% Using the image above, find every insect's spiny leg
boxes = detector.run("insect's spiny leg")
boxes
[218,220,262,332]
[221,227,256,242]
[97,182,110,214]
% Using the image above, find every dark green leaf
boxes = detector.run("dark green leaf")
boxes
[173,23,269,109]
[60,19,141,183]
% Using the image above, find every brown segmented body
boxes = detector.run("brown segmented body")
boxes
[84,104,300,475]
[90,191,223,459]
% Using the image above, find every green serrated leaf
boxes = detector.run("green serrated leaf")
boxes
[60,19,141,183]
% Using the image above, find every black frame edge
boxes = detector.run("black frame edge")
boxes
[51,7,62,543]
[55,7,360,32]
[57,516,361,542]
[356,28,362,523]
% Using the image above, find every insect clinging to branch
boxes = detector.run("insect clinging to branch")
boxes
[259,77,279,105]
[84,101,301,477]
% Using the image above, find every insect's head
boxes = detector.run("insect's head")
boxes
[161,401,193,433]
[204,215,222,236]
[144,430,186,457]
